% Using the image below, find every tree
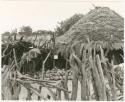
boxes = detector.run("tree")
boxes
[19,26,32,36]
[55,14,83,36]
[33,30,54,36]
[2,31,11,36]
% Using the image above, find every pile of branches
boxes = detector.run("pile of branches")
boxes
[2,64,70,100]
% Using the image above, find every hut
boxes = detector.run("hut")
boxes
[1,7,124,101]
[55,7,124,65]
[55,7,124,101]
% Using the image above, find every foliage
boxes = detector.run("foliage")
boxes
[55,14,83,36]
[19,26,33,36]
[33,30,54,36]
[2,31,11,36]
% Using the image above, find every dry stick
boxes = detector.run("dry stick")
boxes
[104,47,110,57]
[86,72,91,100]
[16,79,46,100]
[40,40,47,49]
[16,71,55,83]
[11,49,22,99]
[103,62,113,101]
[120,54,124,61]
[45,82,70,93]
[87,43,95,101]
[23,77,55,83]
[24,77,55,83]
[71,66,78,100]
[20,67,33,100]
[111,55,116,101]
[3,67,20,100]
[89,55,102,100]
[87,38,99,100]
[2,49,12,58]
[42,51,51,79]
[55,81,62,100]
[45,86,57,100]
[13,49,20,70]
[73,51,88,100]
[56,88,61,100]
[93,57,103,101]
[12,75,70,98]
[91,44,99,100]
[90,44,101,100]
[13,49,19,83]
[38,50,51,100]
[33,34,37,45]
[2,61,15,99]
[38,37,43,47]
[38,37,50,48]
[14,32,17,40]
[63,61,69,100]
[89,57,98,100]
[19,36,24,41]
[74,49,87,100]
[106,87,112,101]
[99,46,105,62]
[71,50,89,100]
[99,45,110,100]
[69,54,79,100]
[2,60,15,80]
[14,77,70,93]
[8,35,12,43]
[26,88,32,100]
[81,50,87,100]
[2,43,9,57]
[115,79,123,94]
[25,80,70,93]
[16,71,70,92]
[96,55,107,100]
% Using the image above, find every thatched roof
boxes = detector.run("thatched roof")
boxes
[55,7,124,55]
[56,7,124,56]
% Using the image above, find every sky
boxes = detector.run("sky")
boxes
[0,0,124,34]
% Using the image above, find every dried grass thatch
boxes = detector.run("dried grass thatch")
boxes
[56,7,124,55]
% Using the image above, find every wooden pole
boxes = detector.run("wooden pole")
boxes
[71,67,78,100]
[3,49,21,100]
[53,33,56,69]
[69,53,79,100]
[81,50,87,100]
[38,51,51,100]
[111,55,116,101]
[96,55,107,100]
[42,51,51,79]
[89,56,102,100]
[26,88,32,100]
[56,81,62,100]
[63,61,69,100]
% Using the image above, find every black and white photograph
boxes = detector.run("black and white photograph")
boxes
[0,0,124,101]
